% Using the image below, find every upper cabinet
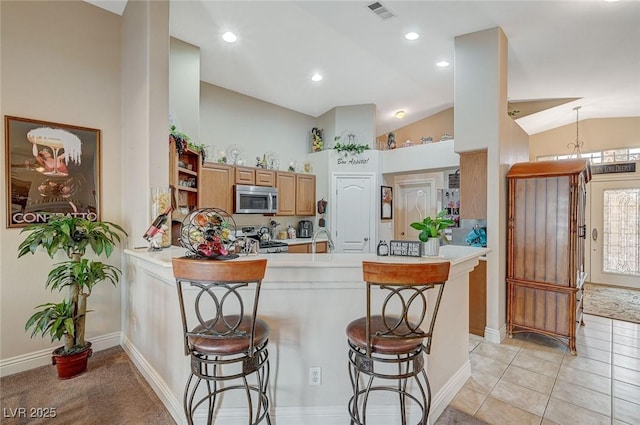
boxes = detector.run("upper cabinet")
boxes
[295,174,316,216]
[235,166,255,185]
[255,169,276,187]
[459,150,487,219]
[170,143,201,221]
[275,172,315,216]
[200,163,234,212]
[276,172,296,216]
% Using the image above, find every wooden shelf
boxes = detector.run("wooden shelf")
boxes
[177,186,198,193]
[178,167,197,176]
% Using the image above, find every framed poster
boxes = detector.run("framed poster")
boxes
[381,185,393,219]
[5,116,101,228]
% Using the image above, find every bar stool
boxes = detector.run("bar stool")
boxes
[346,261,450,425]
[172,257,271,425]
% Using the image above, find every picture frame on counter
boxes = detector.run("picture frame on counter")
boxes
[389,240,422,257]
[5,116,101,228]
[381,185,393,219]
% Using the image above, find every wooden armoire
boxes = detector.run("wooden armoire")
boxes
[506,159,591,354]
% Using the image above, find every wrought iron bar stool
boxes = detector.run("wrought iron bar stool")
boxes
[172,257,271,425]
[346,261,450,425]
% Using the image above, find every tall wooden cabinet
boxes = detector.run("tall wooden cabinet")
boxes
[506,159,591,354]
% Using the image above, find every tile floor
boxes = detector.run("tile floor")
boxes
[451,314,640,425]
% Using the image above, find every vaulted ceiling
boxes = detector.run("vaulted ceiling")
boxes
[87,0,640,136]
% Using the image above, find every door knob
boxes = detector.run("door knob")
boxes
[364,237,369,242]
[591,228,598,241]
[401,232,405,236]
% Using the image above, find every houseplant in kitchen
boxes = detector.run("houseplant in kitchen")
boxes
[18,216,126,379]
[410,209,455,256]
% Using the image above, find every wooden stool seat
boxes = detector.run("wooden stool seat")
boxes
[346,316,423,355]
[189,315,270,355]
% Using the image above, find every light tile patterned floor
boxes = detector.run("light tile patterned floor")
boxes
[452,314,640,425]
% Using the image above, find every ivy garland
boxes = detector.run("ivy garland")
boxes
[333,142,370,155]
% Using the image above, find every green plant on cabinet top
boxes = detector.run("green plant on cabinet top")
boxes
[410,209,455,243]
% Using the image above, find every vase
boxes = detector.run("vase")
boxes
[52,342,92,379]
[422,238,440,257]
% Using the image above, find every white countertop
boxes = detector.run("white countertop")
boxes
[124,244,490,269]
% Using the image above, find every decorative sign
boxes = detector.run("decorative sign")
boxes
[336,155,370,166]
[389,240,422,257]
[590,162,636,175]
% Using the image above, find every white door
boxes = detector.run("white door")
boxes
[395,179,436,240]
[334,175,375,252]
[589,179,640,288]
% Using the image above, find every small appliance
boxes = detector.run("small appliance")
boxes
[234,185,278,214]
[297,220,313,238]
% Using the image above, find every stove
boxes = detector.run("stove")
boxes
[258,240,289,254]
[238,226,289,253]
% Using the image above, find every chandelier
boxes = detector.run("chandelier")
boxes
[567,106,583,158]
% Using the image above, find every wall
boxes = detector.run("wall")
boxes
[200,82,316,170]
[529,117,640,159]
[376,107,454,149]
[0,0,122,370]
[169,37,200,143]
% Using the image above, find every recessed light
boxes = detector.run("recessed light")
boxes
[311,73,323,82]
[222,32,238,43]
[436,60,450,68]
[395,110,406,119]
[405,32,420,41]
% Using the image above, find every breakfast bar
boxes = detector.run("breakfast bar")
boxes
[122,245,489,424]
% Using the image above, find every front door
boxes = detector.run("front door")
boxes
[589,178,640,288]
[334,174,375,252]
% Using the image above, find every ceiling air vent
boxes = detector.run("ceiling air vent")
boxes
[367,2,395,20]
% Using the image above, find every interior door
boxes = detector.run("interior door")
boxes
[394,179,436,240]
[334,175,374,252]
[589,178,640,288]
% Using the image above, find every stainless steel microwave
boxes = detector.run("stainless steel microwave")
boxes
[234,185,278,214]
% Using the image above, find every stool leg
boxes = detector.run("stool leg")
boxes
[184,373,197,425]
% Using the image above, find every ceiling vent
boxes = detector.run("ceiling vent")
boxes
[367,2,395,20]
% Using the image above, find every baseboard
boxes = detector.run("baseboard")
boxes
[0,332,120,378]
[120,334,185,425]
[484,324,506,344]
[428,359,472,424]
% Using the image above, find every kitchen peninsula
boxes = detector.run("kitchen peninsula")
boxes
[123,245,489,424]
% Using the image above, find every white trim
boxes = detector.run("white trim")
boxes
[484,324,506,344]
[120,334,185,425]
[0,331,120,377]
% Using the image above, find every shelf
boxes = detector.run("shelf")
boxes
[178,167,197,176]
[177,186,198,193]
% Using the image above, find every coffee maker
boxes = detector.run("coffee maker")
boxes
[297,220,313,238]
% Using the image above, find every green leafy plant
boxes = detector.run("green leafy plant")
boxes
[18,216,126,354]
[410,209,455,242]
[333,141,370,155]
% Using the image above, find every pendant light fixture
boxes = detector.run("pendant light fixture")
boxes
[567,106,583,158]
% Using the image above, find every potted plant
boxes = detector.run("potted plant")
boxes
[18,216,126,379]
[410,209,455,256]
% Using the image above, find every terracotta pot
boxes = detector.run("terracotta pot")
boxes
[51,342,92,379]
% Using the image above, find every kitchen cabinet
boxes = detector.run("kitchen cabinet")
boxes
[469,260,486,337]
[255,169,275,187]
[288,241,327,253]
[276,172,296,216]
[235,166,255,185]
[295,174,316,216]
[506,159,591,354]
[460,150,487,219]
[170,143,201,220]
[200,163,234,212]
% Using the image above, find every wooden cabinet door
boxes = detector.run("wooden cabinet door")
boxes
[288,244,308,253]
[276,172,296,216]
[200,164,234,212]
[295,174,316,216]
[460,150,487,219]
[235,166,255,185]
[469,260,486,336]
[255,169,275,187]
